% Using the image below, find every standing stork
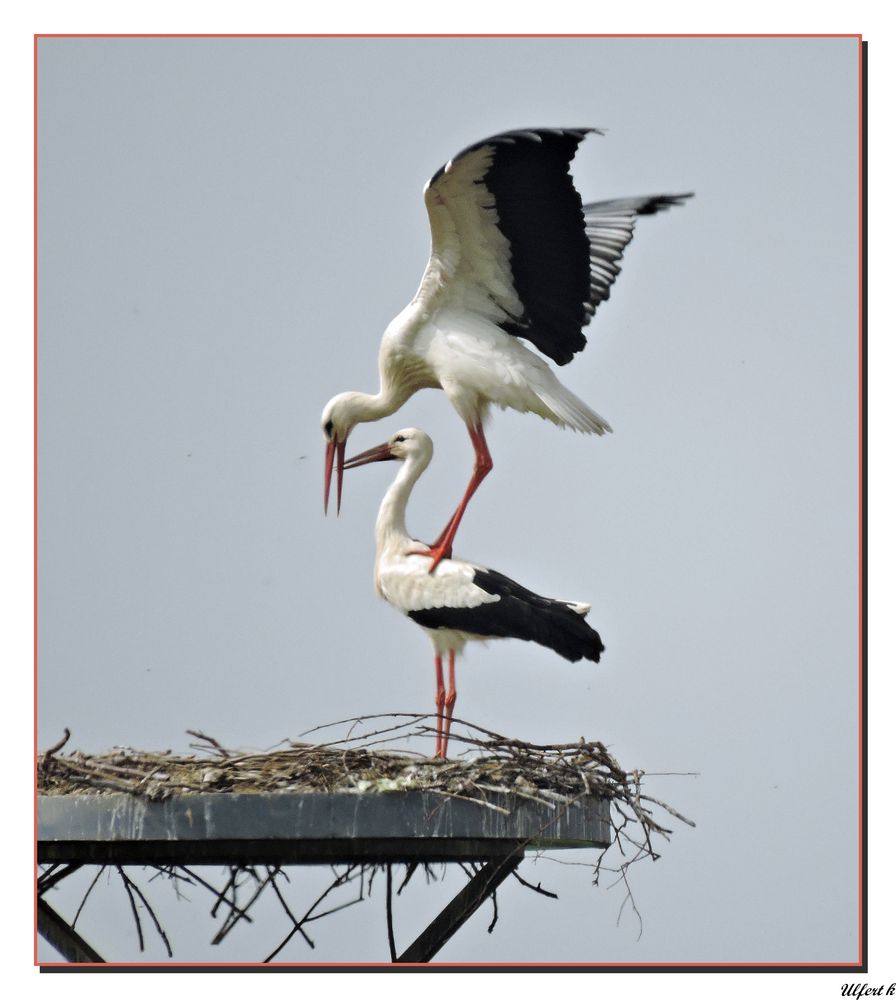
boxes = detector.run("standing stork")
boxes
[343,428,604,759]
[323,127,691,568]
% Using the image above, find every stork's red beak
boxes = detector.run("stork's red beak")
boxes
[342,441,396,470]
[323,438,347,515]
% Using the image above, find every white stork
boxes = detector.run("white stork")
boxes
[323,127,691,568]
[343,427,604,759]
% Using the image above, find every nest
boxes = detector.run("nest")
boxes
[38,714,693,841]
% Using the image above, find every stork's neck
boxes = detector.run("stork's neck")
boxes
[359,313,432,424]
[339,390,396,426]
[375,455,427,552]
[341,378,414,428]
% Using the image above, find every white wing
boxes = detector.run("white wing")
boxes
[376,552,499,615]
[417,141,525,326]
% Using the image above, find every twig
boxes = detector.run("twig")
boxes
[174,865,255,935]
[116,866,173,957]
[265,870,315,958]
[37,863,82,895]
[210,868,273,945]
[116,866,145,952]
[386,865,397,963]
[511,870,559,900]
[264,865,364,961]
[487,891,499,934]
[638,794,696,828]
[397,863,418,896]
[186,730,232,757]
[72,867,104,928]
[41,728,71,764]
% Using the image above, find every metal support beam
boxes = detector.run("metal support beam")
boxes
[37,897,105,964]
[396,849,523,963]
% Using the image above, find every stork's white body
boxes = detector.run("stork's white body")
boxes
[377,549,499,659]
[377,301,609,433]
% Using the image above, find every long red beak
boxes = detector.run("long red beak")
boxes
[323,439,347,515]
[342,441,395,470]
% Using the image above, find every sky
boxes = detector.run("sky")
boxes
[34,34,863,967]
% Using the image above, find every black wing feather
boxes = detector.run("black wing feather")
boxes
[408,567,604,664]
[430,129,692,367]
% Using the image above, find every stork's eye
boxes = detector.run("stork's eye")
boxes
[324,419,334,436]
[394,435,406,443]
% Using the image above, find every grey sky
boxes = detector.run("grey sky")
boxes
[37,36,860,964]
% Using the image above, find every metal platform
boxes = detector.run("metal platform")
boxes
[38,789,610,865]
[38,790,609,963]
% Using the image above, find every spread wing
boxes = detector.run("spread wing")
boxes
[413,127,692,366]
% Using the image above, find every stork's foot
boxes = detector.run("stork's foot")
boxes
[407,543,453,573]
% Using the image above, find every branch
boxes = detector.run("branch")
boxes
[41,728,71,764]
[386,865,397,963]
[511,870,559,900]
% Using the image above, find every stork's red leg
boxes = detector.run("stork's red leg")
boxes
[409,422,493,573]
[434,654,447,759]
[427,520,453,553]
[442,651,457,759]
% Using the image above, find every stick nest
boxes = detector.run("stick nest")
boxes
[38,715,694,848]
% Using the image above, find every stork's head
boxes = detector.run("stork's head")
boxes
[342,428,433,473]
[321,392,370,515]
